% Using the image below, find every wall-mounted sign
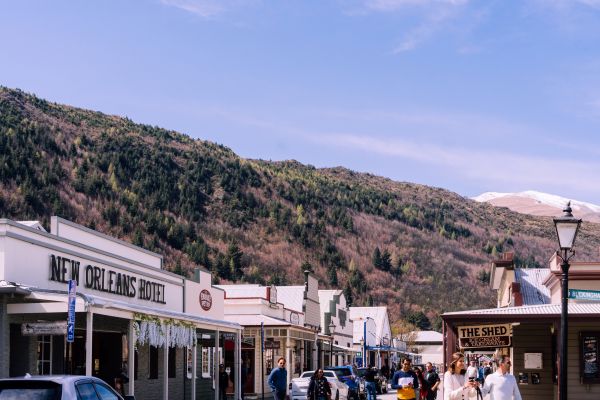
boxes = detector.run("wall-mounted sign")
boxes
[524,353,543,369]
[290,312,300,325]
[199,289,213,311]
[458,324,512,349]
[269,285,277,305]
[569,289,600,301]
[22,321,67,336]
[49,254,166,304]
[580,331,600,383]
[265,340,281,349]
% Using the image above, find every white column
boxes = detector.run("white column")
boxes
[128,320,135,396]
[192,343,197,400]
[235,331,241,400]
[163,328,169,400]
[85,310,93,376]
[215,330,220,400]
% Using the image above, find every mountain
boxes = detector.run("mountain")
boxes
[473,191,600,223]
[2,87,600,331]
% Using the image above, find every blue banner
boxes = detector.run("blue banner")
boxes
[67,280,77,343]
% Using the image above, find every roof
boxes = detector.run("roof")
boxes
[350,306,390,344]
[224,314,291,326]
[410,330,443,343]
[217,284,267,299]
[443,303,600,317]
[515,268,551,305]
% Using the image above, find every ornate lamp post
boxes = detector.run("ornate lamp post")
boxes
[329,321,336,366]
[359,338,365,368]
[553,201,582,400]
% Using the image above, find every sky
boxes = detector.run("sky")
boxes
[2,0,600,204]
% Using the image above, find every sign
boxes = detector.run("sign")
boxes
[49,254,166,305]
[265,340,281,349]
[458,324,512,349]
[199,289,212,311]
[67,279,77,343]
[524,353,543,369]
[268,285,277,305]
[22,321,67,336]
[569,289,600,301]
[290,312,300,325]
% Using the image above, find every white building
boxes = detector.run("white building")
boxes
[349,307,392,368]
[0,217,242,400]
[318,290,355,366]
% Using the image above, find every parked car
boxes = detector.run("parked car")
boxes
[356,368,388,395]
[324,366,363,400]
[0,375,135,400]
[289,370,349,400]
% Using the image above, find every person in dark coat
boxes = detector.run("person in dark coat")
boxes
[219,364,229,400]
[268,357,288,400]
[307,368,332,400]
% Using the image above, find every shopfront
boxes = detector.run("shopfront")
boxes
[0,217,242,400]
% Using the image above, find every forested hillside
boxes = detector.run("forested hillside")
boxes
[2,87,600,331]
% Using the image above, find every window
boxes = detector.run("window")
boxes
[201,347,212,378]
[37,335,52,375]
[149,346,159,379]
[168,347,176,378]
[94,383,119,400]
[76,383,100,400]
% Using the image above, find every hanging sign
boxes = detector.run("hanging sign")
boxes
[458,324,512,349]
[22,321,68,336]
[67,279,77,343]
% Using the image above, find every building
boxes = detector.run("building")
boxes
[218,272,321,399]
[349,307,392,369]
[318,289,355,366]
[404,330,443,367]
[442,252,600,400]
[0,217,243,400]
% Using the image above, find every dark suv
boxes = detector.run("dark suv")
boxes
[324,366,363,400]
[356,367,388,395]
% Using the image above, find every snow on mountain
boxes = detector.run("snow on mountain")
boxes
[472,190,600,223]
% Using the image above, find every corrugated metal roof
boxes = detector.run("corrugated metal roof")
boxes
[444,303,600,316]
[410,330,443,343]
[515,268,551,305]
[217,284,267,299]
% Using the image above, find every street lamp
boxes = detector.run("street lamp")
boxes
[359,338,364,368]
[553,201,582,400]
[329,321,336,366]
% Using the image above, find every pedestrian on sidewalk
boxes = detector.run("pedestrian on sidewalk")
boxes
[480,356,522,400]
[391,358,419,400]
[442,352,478,400]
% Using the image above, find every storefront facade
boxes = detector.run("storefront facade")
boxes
[442,252,600,400]
[0,217,243,400]
[318,290,356,366]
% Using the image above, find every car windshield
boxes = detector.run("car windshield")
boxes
[301,372,314,378]
[0,381,61,400]
[356,369,368,377]
[323,371,335,378]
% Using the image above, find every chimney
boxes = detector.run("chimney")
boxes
[503,252,514,261]
[193,268,201,283]
[511,282,523,307]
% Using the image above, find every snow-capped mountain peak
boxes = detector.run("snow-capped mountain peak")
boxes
[472,190,600,222]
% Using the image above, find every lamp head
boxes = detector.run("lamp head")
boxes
[553,201,582,250]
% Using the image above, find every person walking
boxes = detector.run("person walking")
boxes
[442,352,478,400]
[466,361,478,382]
[307,368,332,400]
[267,357,288,400]
[414,366,428,400]
[391,358,419,400]
[480,356,522,400]
[424,362,440,400]
[364,367,378,400]
[219,364,229,400]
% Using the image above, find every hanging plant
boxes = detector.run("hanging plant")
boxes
[133,313,197,348]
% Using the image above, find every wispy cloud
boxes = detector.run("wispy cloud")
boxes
[159,0,257,18]
[311,133,600,196]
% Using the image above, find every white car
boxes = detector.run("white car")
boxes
[289,370,349,400]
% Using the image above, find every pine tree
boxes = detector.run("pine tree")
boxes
[381,249,392,272]
[372,247,382,269]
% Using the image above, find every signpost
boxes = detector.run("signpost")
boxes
[568,289,600,301]
[458,324,512,349]
[67,280,77,343]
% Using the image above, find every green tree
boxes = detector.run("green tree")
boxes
[372,247,382,269]
[227,242,243,280]
[381,249,392,272]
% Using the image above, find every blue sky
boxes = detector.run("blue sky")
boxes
[2,0,600,204]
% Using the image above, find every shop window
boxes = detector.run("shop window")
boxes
[37,335,52,375]
[202,347,213,378]
[168,348,176,378]
[149,346,159,379]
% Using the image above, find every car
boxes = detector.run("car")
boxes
[356,368,388,395]
[288,370,349,400]
[324,366,362,400]
[0,375,135,400]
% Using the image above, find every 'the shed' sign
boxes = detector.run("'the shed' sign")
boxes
[458,324,512,349]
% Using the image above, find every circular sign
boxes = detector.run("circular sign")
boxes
[199,289,213,311]
[290,312,300,325]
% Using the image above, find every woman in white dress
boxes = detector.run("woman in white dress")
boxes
[443,352,478,400]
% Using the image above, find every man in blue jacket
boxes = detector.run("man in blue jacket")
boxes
[268,357,288,400]
[390,358,419,400]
